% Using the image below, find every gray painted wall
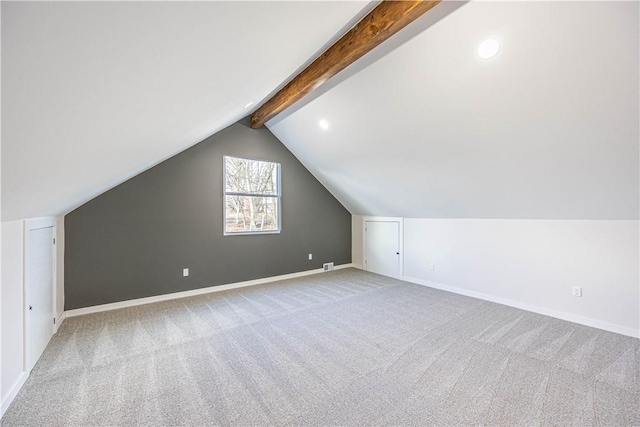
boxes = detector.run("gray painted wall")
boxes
[64,120,351,310]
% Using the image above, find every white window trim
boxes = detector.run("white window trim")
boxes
[223,155,281,236]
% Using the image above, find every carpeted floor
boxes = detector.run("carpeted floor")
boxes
[2,268,639,426]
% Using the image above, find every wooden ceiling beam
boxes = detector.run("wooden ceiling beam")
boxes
[251,0,442,129]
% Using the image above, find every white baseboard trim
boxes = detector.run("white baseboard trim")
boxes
[1,371,28,418]
[67,264,355,318]
[54,311,66,333]
[402,275,640,339]
[351,263,363,270]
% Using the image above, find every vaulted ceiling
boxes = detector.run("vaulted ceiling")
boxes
[1,1,370,220]
[2,1,638,221]
[268,1,639,219]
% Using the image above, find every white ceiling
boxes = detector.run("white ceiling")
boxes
[269,1,639,219]
[1,1,370,220]
[3,1,638,222]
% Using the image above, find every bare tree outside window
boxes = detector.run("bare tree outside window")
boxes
[224,156,280,234]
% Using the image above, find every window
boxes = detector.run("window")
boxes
[224,156,281,235]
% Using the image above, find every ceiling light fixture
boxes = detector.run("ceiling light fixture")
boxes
[478,39,500,59]
[319,119,329,130]
[243,101,255,109]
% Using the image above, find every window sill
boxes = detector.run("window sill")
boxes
[223,230,281,236]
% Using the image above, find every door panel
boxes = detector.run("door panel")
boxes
[27,226,54,370]
[365,221,400,278]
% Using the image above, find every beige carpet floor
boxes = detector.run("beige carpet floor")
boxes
[2,268,639,426]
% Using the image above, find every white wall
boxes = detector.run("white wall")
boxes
[1,217,64,416]
[1,220,26,414]
[401,219,639,337]
[352,215,363,268]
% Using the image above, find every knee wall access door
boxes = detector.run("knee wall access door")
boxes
[365,219,401,279]
[26,223,55,371]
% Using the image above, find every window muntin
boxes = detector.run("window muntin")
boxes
[224,156,280,234]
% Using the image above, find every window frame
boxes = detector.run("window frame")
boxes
[223,155,282,236]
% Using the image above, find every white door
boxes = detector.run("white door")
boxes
[27,226,55,370]
[365,221,400,278]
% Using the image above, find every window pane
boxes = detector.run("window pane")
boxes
[225,156,278,195]
[225,195,278,233]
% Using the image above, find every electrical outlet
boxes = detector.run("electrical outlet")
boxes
[308,254,313,260]
[429,263,436,271]
[183,268,189,277]
[323,262,334,271]
[572,286,582,297]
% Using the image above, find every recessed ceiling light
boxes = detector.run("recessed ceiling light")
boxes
[319,119,329,130]
[478,39,500,59]
[243,101,255,109]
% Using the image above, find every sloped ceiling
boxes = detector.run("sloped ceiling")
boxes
[3,1,638,222]
[268,1,639,220]
[1,1,370,221]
